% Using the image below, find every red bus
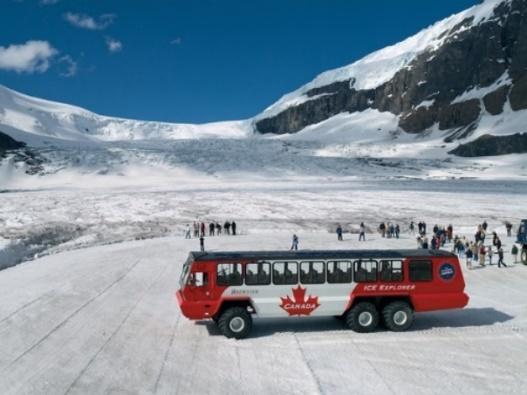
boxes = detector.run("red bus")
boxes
[176,249,469,339]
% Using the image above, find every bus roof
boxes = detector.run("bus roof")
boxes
[188,249,457,262]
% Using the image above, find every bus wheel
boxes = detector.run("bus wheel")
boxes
[522,248,527,265]
[382,301,414,332]
[345,302,379,333]
[218,307,252,339]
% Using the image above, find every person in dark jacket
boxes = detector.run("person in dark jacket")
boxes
[291,234,299,250]
[199,235,205,252]
[209,222,215,236]
[200,222,205,238]
[216,222,221,235]
[336,224,343,241]
[224,221,231,235]
[497,247,507,268]
[231,221,237,236]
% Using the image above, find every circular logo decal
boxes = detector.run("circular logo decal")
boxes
[439,263,455,281]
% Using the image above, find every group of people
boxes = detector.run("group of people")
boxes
[378,222,401,239]
[335,223,367,242]
[452,222,516,269]
[185,221,238,251]
[186,220,238,240]
[416,223,454,250]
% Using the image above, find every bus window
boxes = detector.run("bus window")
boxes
[300,261,325,284]
[327,261,352,283]
[379,260,403,282]
[354,259,377,282]
[245,262,271,285]
[188,272,208,287]
[273,262,298,285]
[409,260,433,281]
[217,263,243,286]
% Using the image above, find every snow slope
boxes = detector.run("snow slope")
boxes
[257,0,512,119]
[1,232,526,394]
[0,84,249,145]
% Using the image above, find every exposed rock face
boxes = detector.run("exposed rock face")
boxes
[483,85,510,115]
[0,131,25,153]
[255,0,527,138]
[449,133,527,156]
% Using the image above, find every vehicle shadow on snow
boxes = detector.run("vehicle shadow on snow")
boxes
[196,307,513,338]
[410,307,514,331]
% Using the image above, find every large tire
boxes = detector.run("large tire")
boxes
[218,307,252,339]
[345,302,379,333]
[382,301,414,332]
[522,248,527,265]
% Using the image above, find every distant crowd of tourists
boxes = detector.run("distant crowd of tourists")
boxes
[185,221,238,251]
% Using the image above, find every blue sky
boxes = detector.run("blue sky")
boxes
[1,0,479,123]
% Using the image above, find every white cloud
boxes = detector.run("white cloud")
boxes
[0,40,57,74]
[106,37,122,53]
[170,37,182,45]
[58,55,77,77]
[64,12,115,30]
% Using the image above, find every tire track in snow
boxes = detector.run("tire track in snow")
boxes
[6,259,142,369]
[152,312,181,394]
[0,291,54,324]
[293,334,323,394]
[64,259,171,394]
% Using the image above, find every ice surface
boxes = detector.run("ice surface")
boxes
[0,230,526,394]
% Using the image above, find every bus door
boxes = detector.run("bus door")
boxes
[186,261,213,301]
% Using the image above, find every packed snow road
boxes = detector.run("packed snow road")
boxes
[0,232,526,395]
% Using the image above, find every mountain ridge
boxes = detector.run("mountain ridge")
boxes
[254,0,527,145]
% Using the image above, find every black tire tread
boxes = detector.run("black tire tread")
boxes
[382,301,414,332]
[345,302,379,333]
[218,307,252,339]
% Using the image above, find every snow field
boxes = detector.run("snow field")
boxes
[0,231,526,394]
[1,179,526,268]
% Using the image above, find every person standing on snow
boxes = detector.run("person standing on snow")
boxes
[209,222,215,237]
[224,221,231,235]
[497,247,507,268]
[232,221,237,236]
[447,224,453,242]
[336,224,343,241]
[200,222,205,238]
[409,221,415,235]
[291,234,299,250]
[465,244,473,270]
[505,222,513,237]
[193,222,199,238]
[479,243,486,267]
[487,246,493,265]
[359,222,366,241]
[185,224,191,239]
[395,224,400,239]
[512,244,519,263]
[199,235,205,252]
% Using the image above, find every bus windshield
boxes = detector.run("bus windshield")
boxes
[179,255,193,288]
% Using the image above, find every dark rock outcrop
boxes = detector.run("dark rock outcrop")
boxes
[449,133,527,157]
[483,85,510,115]
[0,131,25,153]
[255,0,527,139]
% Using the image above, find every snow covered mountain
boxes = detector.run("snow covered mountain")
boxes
[255,0,527,157]
[0,84,249,146]
[1,0,527,185]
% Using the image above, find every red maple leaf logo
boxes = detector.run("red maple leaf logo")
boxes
[280,285,320,316]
